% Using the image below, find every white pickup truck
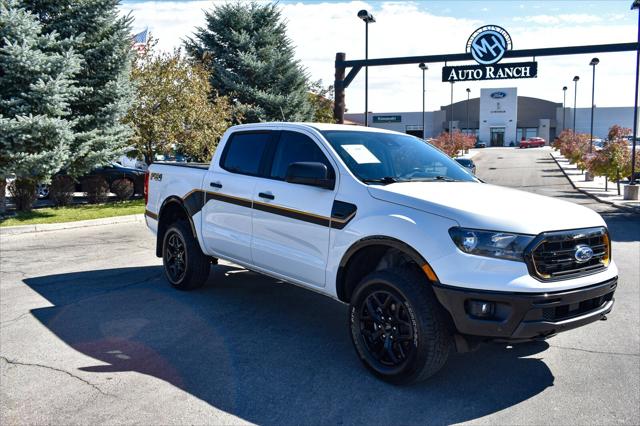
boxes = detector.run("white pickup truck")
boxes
[144,123,617,384]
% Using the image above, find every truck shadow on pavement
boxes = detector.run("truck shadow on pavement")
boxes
[25,265,554,425]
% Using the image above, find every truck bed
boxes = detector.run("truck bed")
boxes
[153,162,210,170]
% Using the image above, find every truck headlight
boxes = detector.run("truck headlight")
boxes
[448,227,535,262]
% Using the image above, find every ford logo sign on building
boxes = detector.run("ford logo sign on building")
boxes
[491,91,507,99]
[574,245,594,263]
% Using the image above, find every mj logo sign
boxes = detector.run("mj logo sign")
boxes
[467,25,512,65]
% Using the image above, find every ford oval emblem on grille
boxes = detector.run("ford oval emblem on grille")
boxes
[574,245,594,263]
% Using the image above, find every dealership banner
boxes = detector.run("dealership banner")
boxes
[442,61,538,82]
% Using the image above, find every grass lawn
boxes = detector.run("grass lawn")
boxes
[0,199,145,227]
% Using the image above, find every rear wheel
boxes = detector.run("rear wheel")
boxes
[349,267,452,385]
[162,220,210,290]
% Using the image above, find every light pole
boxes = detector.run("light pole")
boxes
[466,88,471,136]
[358,10,375,127]
[419,63,428,139]
[562,86,567,132]
[589,58,599,153]
[450,81,454,143]
[629,0,640,189]
[572,75,580,133]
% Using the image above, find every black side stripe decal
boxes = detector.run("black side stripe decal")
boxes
[180,189,357,229]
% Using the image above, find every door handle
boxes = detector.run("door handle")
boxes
[258,192,275,200]
[210,182,222,189]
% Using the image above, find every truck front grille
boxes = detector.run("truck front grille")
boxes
[526,227,610,281]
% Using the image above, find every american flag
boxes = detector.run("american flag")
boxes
[132,28,148,53]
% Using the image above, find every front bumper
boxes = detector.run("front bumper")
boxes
[433,277,617,341]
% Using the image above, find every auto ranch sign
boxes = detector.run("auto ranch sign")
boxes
[442,25,538,82]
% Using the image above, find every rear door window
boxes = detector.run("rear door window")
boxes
[221,132,272,176]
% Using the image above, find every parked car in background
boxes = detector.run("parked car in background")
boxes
[454,157,476,174]
[474,141,486,148]
[38,162,146,199]
[591,139,605,151]
[519,137,546,148]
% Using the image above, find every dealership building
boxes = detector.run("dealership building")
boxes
[344,87,635,146]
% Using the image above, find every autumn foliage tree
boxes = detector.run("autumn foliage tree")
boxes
[586,125,638,195]
[125,43,233,164]
[553,130,591,172]
[429,131,475,157]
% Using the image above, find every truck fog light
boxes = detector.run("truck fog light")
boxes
[467,300,495,319]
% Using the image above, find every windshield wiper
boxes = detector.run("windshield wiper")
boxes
[361,176,403,185]
[409,176,462,182]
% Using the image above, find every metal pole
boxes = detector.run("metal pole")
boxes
[422,69,426,139]
[562,89,566,131]
[450,82,454,143]
[589,64,596,153]
[466,90,470,136]
[364,21,369,127]
[573,79,578,133]
[631,7,639,185]
[334,53,346,123]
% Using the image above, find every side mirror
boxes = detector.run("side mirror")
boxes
[285,162,334,189]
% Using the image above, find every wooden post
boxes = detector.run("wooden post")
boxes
[334,52,346,124]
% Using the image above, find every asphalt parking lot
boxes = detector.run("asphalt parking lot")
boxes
[1,147,639,425]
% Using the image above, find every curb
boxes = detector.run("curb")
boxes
[0,213,145,236]
[550,153,640,214]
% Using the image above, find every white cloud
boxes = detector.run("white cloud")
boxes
[119,1,638,114]
[513,13,602,25]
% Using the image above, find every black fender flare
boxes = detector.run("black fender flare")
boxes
[155,196,198,257]
[335,235,439,302]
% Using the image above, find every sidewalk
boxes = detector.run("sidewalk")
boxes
[550,150,640,213]
[0,213,145,236]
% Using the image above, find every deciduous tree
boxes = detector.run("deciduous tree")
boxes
[125,44,233,164]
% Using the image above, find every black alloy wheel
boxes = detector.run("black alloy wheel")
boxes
[165,231,187,284]
[358,290,416,371]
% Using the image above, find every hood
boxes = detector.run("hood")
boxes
[367,181,606,235]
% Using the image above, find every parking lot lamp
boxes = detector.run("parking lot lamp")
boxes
[589,58,599,153]
[562,86,568,131]
[629,0,640,187]
[419,63,428,139]
[466,88,471,136]
[358,10,375,127]
[572,76,580,133]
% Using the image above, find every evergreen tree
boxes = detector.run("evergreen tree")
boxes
[185,1,314,123]
[0,1,81,211]
[19,0,135,176]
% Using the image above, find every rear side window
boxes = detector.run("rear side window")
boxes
[270,131,334,180]
[221,132,272,176]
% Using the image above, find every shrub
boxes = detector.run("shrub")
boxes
[83,176,109,204]
[8,177,38,211]
[49,175,76,207]
[111,178,134,201]
[430,130,476,157]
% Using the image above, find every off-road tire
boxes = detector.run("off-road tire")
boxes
[349,266,452,385]
[162,220,210,290]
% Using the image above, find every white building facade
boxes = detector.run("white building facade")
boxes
[345,87,636,146]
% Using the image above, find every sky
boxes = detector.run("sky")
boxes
[118,1,638,114]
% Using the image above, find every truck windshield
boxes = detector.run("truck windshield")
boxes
[321,130,477,184]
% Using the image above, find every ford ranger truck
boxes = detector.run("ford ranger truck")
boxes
[144,123,617,385]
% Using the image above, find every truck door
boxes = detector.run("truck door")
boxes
[201,130,275,264]
[251,130,337,288]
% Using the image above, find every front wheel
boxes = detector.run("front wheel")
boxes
[162,220,210,290]
[349,267,452,385]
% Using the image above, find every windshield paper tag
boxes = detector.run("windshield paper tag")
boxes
[342,144,381,164]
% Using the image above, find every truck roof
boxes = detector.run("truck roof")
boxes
[227,122,400,134]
